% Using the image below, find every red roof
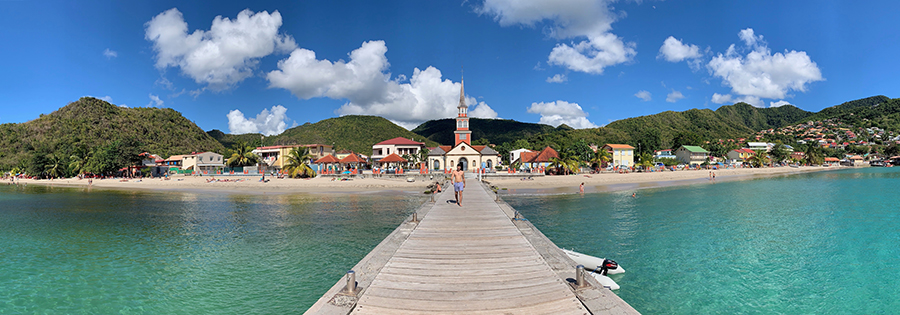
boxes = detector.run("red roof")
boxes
[314,154,340,163]
[522,146,559,163]
[439,145,452,152]
[604,144,635,150]
[824,157,840,162]
[378,153,407,163]
[375,137,425,146]
[339,153,366,163]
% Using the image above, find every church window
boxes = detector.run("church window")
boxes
[460,134,467,140]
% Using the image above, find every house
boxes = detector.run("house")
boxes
[675,145,710,165]
[602,144,635,167]
[510,148,534,165]
[162,155,187,168]
[139,153,166,177]
[653,149,675,160]
[426,78,500,172]
[824,157,840,166]
[253,144,335,171]
[726,148,754,164]
[790,151,805,161]
[515,146,559,169]
[746,142,772,152]
[372,137,426,161]
[181,152,225,173]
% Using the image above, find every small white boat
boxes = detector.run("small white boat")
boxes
[589,272,620,290]
[561,249,625,274]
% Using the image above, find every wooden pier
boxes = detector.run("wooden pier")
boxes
[305,182,639,314]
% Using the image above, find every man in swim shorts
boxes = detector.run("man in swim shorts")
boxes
[451,164,466,206]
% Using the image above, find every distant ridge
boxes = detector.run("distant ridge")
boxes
[412,118,555,145]
[263,115,439,155]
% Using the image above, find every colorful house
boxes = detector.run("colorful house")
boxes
[253,144,334,171]
[726,148,755,164]
[675,145,710,165]
[371,137,426,161]
[602,144,635,167]
[516,146,559,169]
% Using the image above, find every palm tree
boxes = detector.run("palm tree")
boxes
[44,153,65,179]
[550,151,579,175]
[638,152,654,170]
[749,150,770,168]
[804,144,823,165]
[418,148,429,170]
[284,147,316,178]
[227,142,260,167]
[590,149,612,171]
[68,150,91,176]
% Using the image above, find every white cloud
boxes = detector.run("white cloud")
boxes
[147,94,164,107]
[527,100,598,129]
[87,95,114,103]
[710,93,762,107]
[227,105,290,136]
[267,41,497,129]
[658,36,701,62]
[769,100,791,108]
[478,0,635,74]
[666,90,684,103]
[103,48,117,59]
[634,90,651,101]
[546,74,567,83]
[145,8,296,90]
[707,28,823,101]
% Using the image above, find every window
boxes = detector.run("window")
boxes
[460,134,467,140]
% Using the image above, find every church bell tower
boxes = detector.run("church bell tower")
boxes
[454,76,472,146]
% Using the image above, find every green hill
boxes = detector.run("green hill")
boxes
[0,97,224,173]
[795,95,900,130]
[412,118,554,145]
[265,115,439,155]
[207,129,264,149]
[412,118,556,145]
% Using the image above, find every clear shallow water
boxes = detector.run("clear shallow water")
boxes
[506,167,900,314]
[0,185,425,314]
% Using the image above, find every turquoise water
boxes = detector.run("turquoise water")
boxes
[0,185,425,314]
[506,167,900,314]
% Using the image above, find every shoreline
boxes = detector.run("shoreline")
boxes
[12,165,849,196]
[14,175,433,196]
[489,165,847,195]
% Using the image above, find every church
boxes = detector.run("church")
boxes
[427,78,500,172]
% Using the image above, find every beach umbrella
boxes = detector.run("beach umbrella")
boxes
[378,153,407,171]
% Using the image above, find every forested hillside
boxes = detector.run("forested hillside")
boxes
[412,118,556,145]
[266,115,439,154]
[0,97,223,174]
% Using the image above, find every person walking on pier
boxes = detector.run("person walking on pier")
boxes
[452,164,466,206]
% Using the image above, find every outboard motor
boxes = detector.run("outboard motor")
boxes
[599,259,618,276]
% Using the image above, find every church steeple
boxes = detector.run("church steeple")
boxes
[454,74,471,146]
[458,76,467,109]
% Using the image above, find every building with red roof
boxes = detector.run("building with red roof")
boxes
[371,137,426,162]
[423,77,501,172]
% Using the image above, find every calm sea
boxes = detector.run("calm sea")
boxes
[506,167,900,314]
[2,168,898,314]
[0,185,426,314]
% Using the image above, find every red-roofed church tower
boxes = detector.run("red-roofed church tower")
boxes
[454,76,471,146]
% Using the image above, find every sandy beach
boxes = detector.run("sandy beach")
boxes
[15,165,844,195]
[16,175,433,194]
[487,165,843,194]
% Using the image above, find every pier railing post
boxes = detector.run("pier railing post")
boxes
[576,265,586,288]
[411,212,418,223]
[342,270,359,295]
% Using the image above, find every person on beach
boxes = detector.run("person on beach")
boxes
[580,182,584,193]
[451,164,466,206]
[632,192,636,198]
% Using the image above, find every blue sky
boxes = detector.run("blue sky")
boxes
[2,0,899,135]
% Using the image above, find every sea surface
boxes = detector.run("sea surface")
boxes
[0,185,426,314]
[2,168,898,314]
[506,167,900,314]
